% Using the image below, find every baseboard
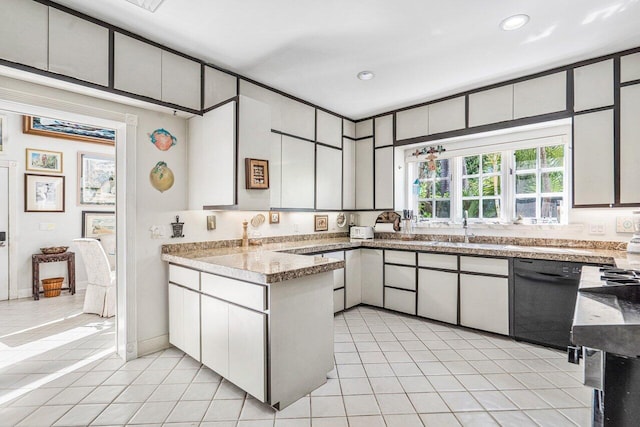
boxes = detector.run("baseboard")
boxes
[137,334,170,357]
[16,280,88,300]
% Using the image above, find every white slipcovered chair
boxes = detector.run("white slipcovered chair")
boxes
[73,238,116,317]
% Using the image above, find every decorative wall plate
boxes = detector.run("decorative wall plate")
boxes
[336,212,346,228]
[251,213,266,228]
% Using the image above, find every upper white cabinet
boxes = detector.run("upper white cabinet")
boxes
[396,105,429,140]
[0,0,48,70]
[48,8,109,86]
[343,119,356,139]
[316,111,342,148]
[513,72,567,119]
[573,110,614,206]
[316,145,343,210]
[356,119,373,139]
[374,115,394,147]
[573,60,614,112]
[374,146,394,209]
[281,136,315,209]
[428,97,465,134]
[469,85,514,127]
[161,51,202,110]
[280,96,315,141]
[270,133,282,209]
[343,138,356,210]
[620,84,640,204]
[204,66,237,109]
[114,33,162,100]
[621,53,640,83]
[355,138,374,210]
[240,80,283,131]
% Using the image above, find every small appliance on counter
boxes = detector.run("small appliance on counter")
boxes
[350,226,374,240]
[627,210,640,253]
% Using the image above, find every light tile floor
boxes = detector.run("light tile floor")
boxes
[0,293,592,426]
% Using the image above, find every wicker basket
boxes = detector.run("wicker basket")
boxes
[42,277,64,297]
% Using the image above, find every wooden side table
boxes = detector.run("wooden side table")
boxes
[32,252,76,300]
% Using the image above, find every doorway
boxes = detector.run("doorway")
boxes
[0,165,7,301]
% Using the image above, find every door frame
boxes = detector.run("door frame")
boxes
[0,92,137,362]
[0,160,17,300]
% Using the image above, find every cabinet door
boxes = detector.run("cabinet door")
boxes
[317,110,342,148]
[374,115,393,147]
[620,84,640,204]
[280,97,315,141]
[460,274,509,335]
[114,33,162,100]
[168,284,183,349]
[343,120,356,139]
[324,251,345,289]
[573,110,614,205]
[48,8,109,86]
[361,249,383,307]
[374,146,394,210]
[316,145,343,210]
[384,288,416,315]
[228,305,266,402]
[355,138,374,210]
[345,250,361,309]
[574,60,614,112]
[281,136,315,209]
[621,52,640,83]
[270,133,282,208]
[355,119,373,139]
[396,105,429,140]
[469,85,514,127]
[342,138,356,210]
[201,295,229,377]
[428,97,465,134]
[183,289,201,362]
[204,65,237,109]
[161,50,202,111]
[513,72,567,119]
[0,0,48,70]
[418,269,458,324]
[385,265,416,291]
[334,288,345,313]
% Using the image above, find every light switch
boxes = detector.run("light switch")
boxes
[589,223,605,235]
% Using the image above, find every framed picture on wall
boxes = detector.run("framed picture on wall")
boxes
[314,214,329,232]
[23,116,116,145]
[82,211,116,238]
[78,152,116,205]
[245,158,269,189]
[25,174,65,212]
[25,148,63,173]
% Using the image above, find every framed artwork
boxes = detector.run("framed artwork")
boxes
[78,152,116,205]
[25,148,63,173]
[0,115,6,153]
[82,211,116,238]
[245,158,269,189]
[25,174,65,212]
[23,115,116,145]
[314,214,329,232]
[269,211,280,224]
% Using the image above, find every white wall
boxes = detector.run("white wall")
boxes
[1,111,115,297]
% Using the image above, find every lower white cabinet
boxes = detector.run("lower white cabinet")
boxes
[168,284,200,362]
[459,274,509,335]
[345,250,362,309]
[417,269,458,324]
[384,288,416,315]
[201,295,229,376]
[228,305,267,401]
[361,249,383,307]
[385,265,416,290]
[334,288,345,313]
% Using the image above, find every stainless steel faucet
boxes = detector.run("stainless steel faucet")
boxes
[463,210,474,243]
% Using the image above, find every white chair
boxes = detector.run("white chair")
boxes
[98,233,116,271]
[73,238,116,317]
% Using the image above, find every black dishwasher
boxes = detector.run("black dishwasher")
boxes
[513,258,584,350]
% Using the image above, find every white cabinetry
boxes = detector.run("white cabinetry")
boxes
[396,105,429,140]
[114,33,162,100]
[428,97,465,134]
[374,115,394,147]
[418,269,458,325]
[168,284,201,362]
[361,249,383,307]
[355,119,373,138]
[317,111,342,148]
[375,147,394,210]
[460,274,509,335]
[281,135,315,209]
[228,305,267,401]
[204,66,237,109]
[469,85,514,127]
[0,0,48,70]
[280,97,315,141]
[270,133,282,209]
[620,84,640,204]
[345,250,362,309]
[355,138,374,210]
[621,53,640,83]
[316,146,343,210]
[322,251,345,313]
[343,138,356,210]
[201,295,229,376]
[513,72,567,119]
[161,51,202,110]
[573,59,614,112]
[573,110,614,205]
[48,8,109,86]
[385,288,416,315]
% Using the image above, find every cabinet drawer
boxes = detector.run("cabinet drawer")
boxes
[418,253,457,270]
[460,256,508,276]
[384,288,416,315]
[169,265,200,291]
[201,273,267,311]
[385,250,416,266]
[385,265,416,291]
[334,288,345,313]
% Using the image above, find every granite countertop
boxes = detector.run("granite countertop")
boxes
[162,236,634,285]
[571,265,640,357]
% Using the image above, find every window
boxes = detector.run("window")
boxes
[413,159,451,219]
[514,145,565,220]
[461,153,502,219]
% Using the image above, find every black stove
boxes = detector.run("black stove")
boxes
[599,267,640,286]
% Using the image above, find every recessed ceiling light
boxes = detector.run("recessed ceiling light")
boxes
[500,14,530,31]
[125,0,165,12]
[357,71,375,81]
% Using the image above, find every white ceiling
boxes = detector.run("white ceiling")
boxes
[54,0,640,119]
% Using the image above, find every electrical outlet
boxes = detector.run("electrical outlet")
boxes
[589,223,606,235]
[617,216,634,233]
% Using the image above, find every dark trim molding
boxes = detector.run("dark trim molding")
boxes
[614,56,621,204]
[620,78,640,87]
[270,129,316,144]
[573,105,614,115]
